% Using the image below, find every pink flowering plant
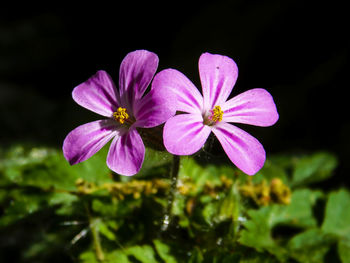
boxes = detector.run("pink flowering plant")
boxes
[154,52,279,175]
[63,51,278,176]
[63,50,175,176]
[3,49,344,262]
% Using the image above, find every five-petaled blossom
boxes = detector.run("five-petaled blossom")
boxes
[153,52,279,175]
[63,50,175,176]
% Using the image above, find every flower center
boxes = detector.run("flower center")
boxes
[204,105,224,126]
[113,107,129,124]
[210,105,223,122]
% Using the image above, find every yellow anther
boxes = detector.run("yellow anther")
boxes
[113,107,129,124]
[210,105,223,122]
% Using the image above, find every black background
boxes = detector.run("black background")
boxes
[1,1,348,187]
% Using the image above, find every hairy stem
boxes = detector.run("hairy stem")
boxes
[161,155,180,231]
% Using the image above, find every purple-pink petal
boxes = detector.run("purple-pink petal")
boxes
[222,88,279,127]
[152,69,203,114]
[199,53,238,111]
[63,119,119,165]
[107,127,145,176]
[133,85,176,128]
[72,70,119,117]
[163,113,211,155]
[118,50,159,113]
[212,122,265,175]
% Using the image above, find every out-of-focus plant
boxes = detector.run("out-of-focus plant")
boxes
[1,144,346,263]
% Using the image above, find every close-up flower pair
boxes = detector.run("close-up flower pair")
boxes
[63,50,278,176]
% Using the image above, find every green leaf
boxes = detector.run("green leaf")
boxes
[239,189,322,260]
[202,184,240,226]
[97,220,116,241]
[321,189,350,262]
[171,192,190,228]
[287,229,334,263]
[125,245,158,263]
[188,247,204,263]
[154,239,177,263]
[238,250,279,263]
[80,250,131,263]
[239,205,287,260]
[215,183,241,223]
[107,250,130,263]
[202,201,219,226]
[42,147,112,190]
[1,145,112,191]
[322,189,350,238]
[338,238,350,263]
[91,199,118,217]
[275,189,323,228]
[292,152,338,187]
[47,192,79,215]
[79,251,99,263]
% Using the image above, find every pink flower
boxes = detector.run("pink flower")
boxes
[63,50,175,176]
[153,52,279,175]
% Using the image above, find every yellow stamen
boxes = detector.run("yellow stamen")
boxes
[210,105,223,122]
[113,107,129,124]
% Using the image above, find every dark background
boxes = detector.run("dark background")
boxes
[1,1,348,186]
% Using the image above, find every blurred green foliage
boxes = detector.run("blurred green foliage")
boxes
[0,144,347,263]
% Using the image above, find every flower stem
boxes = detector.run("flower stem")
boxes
[161,155,180,231]
[85,203,105,261]
[91,219,105,261]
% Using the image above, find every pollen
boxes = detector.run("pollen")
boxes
[113,107,129,124]
[210,105,224,122]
